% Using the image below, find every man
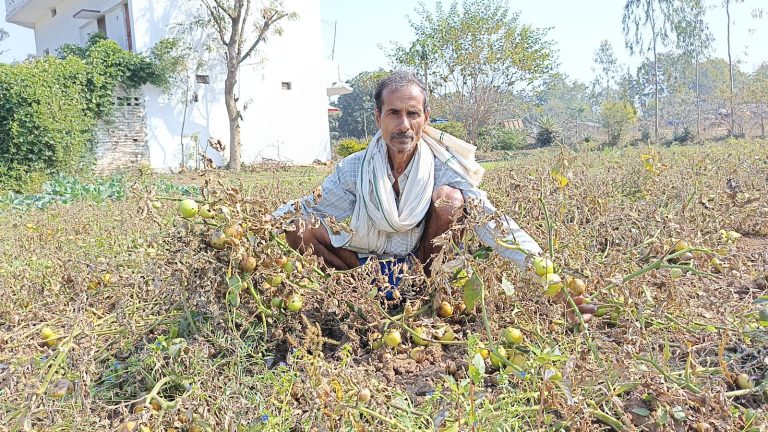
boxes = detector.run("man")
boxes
[277,71,595,315]
[276,71,540,274]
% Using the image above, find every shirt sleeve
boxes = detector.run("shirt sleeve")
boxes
[272,153,359,222]
[434,161,543,269]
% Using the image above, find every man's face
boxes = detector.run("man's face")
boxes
[375,84,429,157]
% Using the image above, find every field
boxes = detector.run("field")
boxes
[1,140,767,432]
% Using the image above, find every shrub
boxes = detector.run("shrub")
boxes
[336,137,370,157]
[478,126,530,151]
[534,116,563,147]
[601,100,637,146]
[430,121,467,141]
[0,34,184,191]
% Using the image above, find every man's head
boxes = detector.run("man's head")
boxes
[374,71,430,157]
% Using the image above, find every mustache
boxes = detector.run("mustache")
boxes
[391,132,415,140]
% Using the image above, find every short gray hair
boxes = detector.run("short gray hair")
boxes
[374,71,429,114]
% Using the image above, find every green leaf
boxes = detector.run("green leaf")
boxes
[463,271,483,311]
[468,353,485,385]
[631,407,651,417]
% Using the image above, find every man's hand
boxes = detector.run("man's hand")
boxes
[560,292,597,324]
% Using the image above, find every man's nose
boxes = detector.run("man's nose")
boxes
[394,114,411,131]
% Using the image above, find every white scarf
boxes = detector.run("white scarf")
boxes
[345,126,485,254]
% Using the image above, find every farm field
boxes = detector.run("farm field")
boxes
[1,140,767,432]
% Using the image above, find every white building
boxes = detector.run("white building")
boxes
[5,0,335,170]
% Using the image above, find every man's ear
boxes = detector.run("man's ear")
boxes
[425,110,430,124]
[374,108,381,128]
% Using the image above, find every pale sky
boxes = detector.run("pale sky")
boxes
[2,1,766,84]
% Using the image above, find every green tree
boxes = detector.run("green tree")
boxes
[673,0,713,139]
[332,70,388,140]
[623,0,676,141]
[592,40,620,99]
[390,0,556,144]
[602,99,638,145]
[193,0,295,170]
[536,74,593,144]
[743,63,768,137]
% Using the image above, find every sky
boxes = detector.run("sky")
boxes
[2,0,767,84]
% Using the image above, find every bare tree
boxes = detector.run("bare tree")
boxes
[196,0,295,170]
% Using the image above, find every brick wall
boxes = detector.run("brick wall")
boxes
[93,87,149,174]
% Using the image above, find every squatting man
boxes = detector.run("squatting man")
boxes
[275,71,594,319]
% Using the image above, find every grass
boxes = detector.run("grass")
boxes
[0,139,766,431]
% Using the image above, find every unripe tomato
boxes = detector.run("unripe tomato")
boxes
[285,294,303,312]
[673,239,689,252]
[490,346,507,368]
[178,199,198,219]
[438,325,455,342]
[383,329,402,348]
[412,327,430,346]
[503,327,524,345]
[532,256,555,276]
[40,327,57,346]
[736,373,754,390]
[198,204,215,219]
[670,268,683,279]
[543,273,563,296]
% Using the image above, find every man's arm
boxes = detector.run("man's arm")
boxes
[434,162,542,268]
[273,153,360,239]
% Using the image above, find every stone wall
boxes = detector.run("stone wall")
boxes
[93,87,149,174]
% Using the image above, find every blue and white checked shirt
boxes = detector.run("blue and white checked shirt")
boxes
[274,150,542,269]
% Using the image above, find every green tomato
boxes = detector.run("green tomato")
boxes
[412,327,430,346]
[490,346,507,368]
[670,268,684,279]
[178,199,199,218]
[543,273,563,296]
[198,204,215,219]
[532,256,555,276]
[285,294,303,312]
[383,329,402,348]
[503,327,524,345]
[438,325,455,342]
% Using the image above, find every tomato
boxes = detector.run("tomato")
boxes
[437,301,453,318]
[490,346,507,368]
[736,373,754,390]
[40,327,57,346]
[532,256,555,276]
[412,327,430,346]
[178,199,198,219]
[198,204,215,219]
[543,273,563,296]
[567,277,586,296]
[357,388,372,404]
[670,268,683,279]
[208,231,227,250]
[383,329,402,348]
[285,294,303,312]
[239,256,258,273]
[503,327,524,345]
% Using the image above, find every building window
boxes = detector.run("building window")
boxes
[43,48,50,56]
[196,75,210,84]
[281,82,292,90]
[50,8,57,18]
[97,16,107,34]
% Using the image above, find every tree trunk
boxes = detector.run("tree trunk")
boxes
[726,0,735,136]
[225,67,241,171]
[696,56,701,141]
[650,2,659,142]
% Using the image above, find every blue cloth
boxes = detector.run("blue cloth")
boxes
[359,255,411,300]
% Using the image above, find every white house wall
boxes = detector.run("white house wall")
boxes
[136,0,332,169]
[33,0,130,54]
[30,0,331,169]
